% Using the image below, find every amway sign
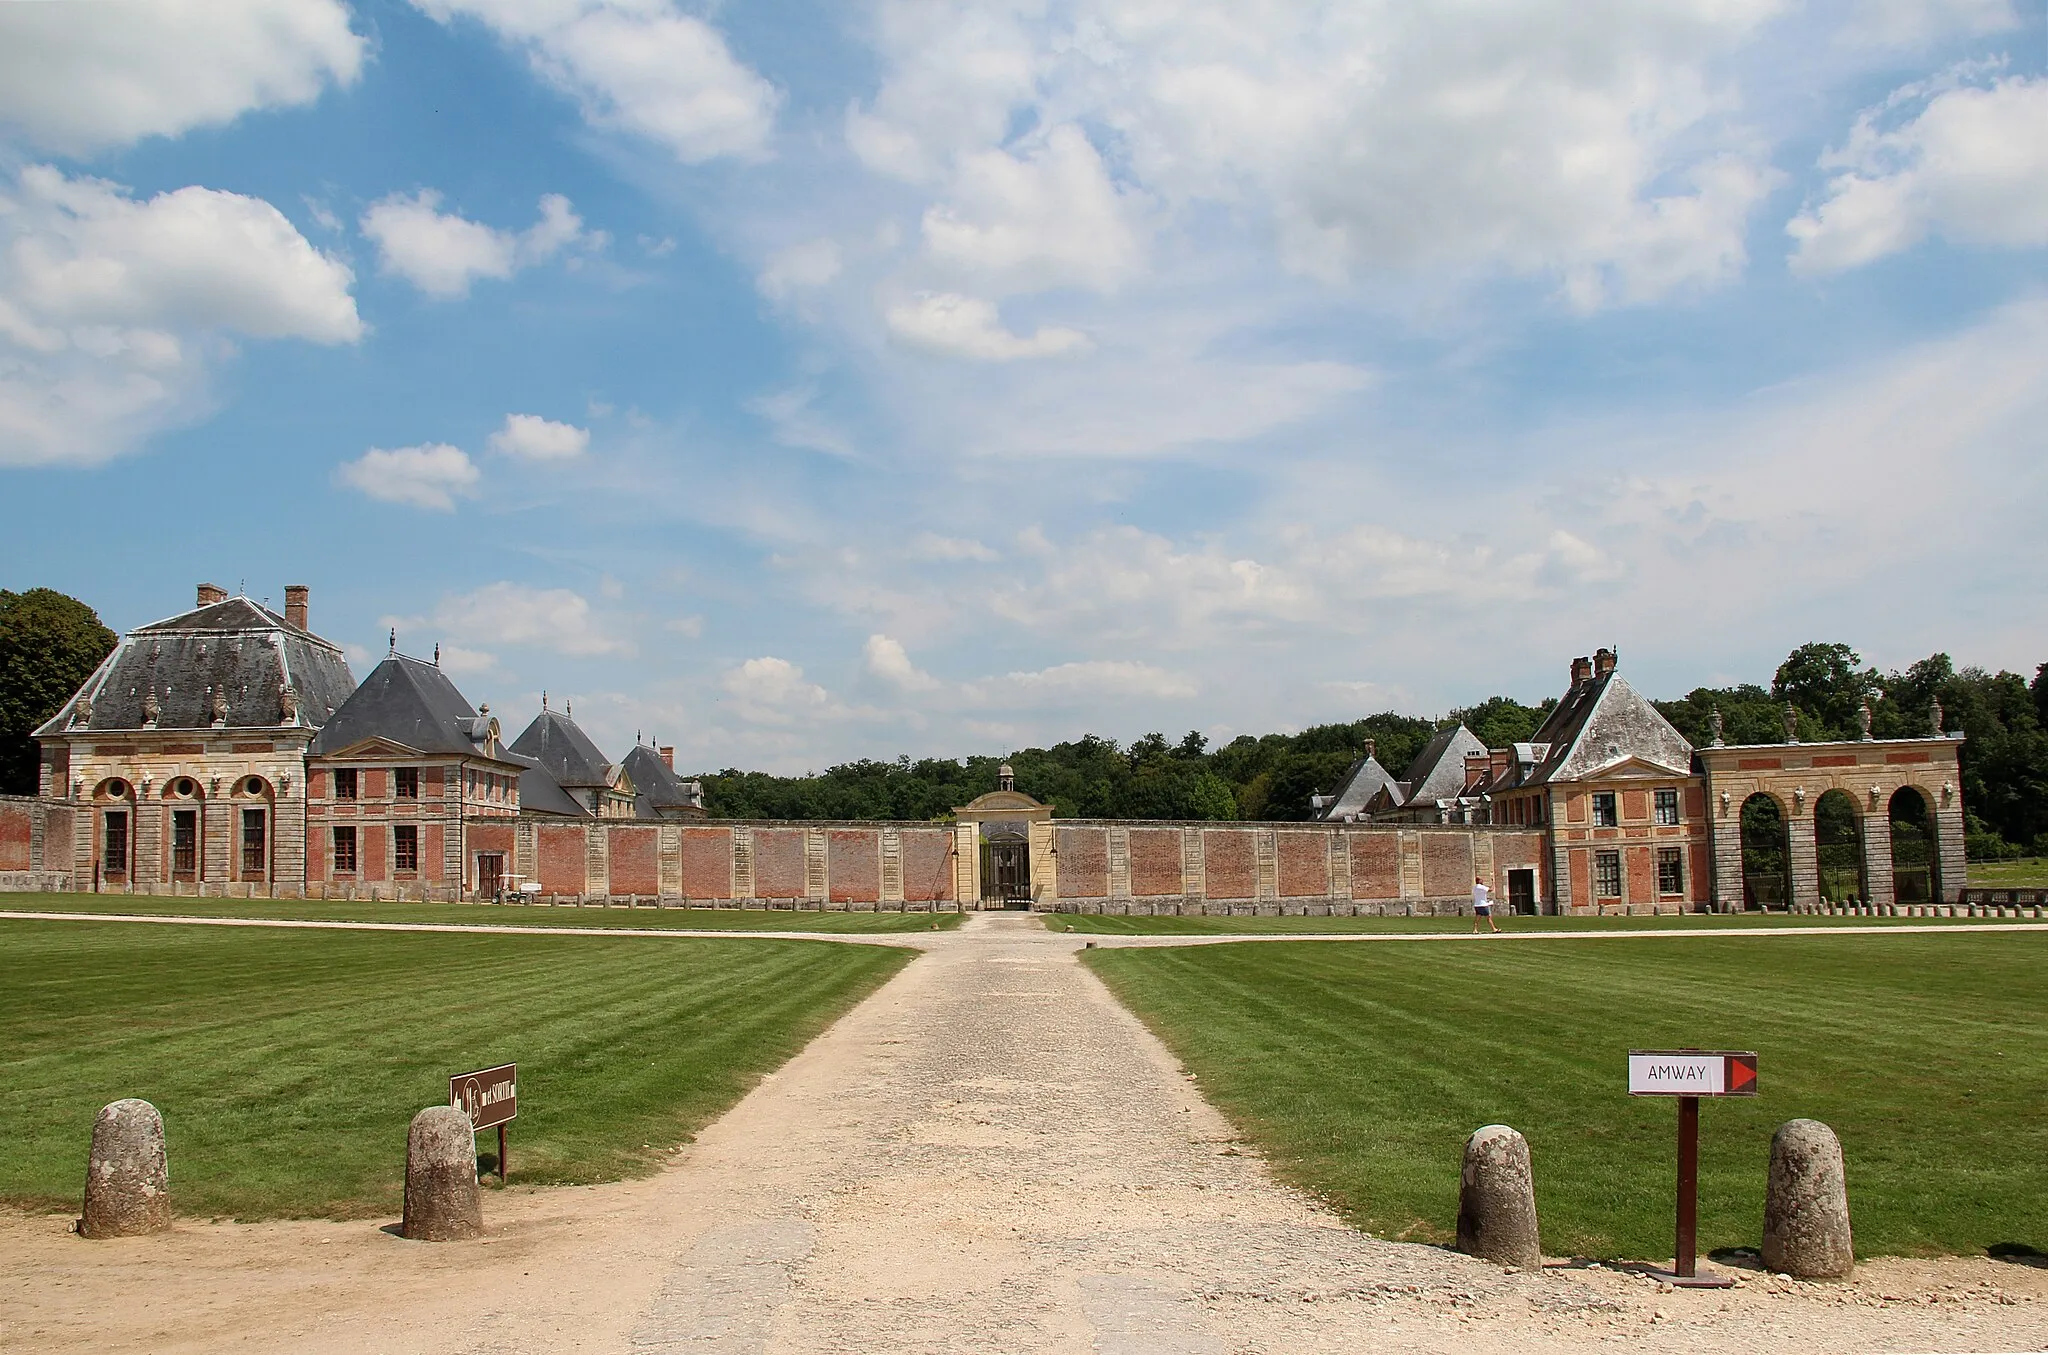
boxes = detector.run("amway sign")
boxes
[1627,1050,1758,1097]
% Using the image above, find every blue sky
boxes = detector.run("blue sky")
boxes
[2,0,2044,774]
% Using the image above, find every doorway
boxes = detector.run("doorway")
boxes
[476,853,505,901]
[1507,868,1536,915]
[983,831,1032,908]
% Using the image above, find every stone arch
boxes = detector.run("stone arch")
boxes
[1739,791,1791,910]
[1888,785,1939,906]
[1813,788,1865,905]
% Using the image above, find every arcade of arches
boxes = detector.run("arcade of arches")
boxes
[1697,740,1965,912]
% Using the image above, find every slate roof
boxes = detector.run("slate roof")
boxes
[1315,753,1396,819]
[510,708,620,790]
[512,756,588,817]
[1507,670,1694,788]
[622,743,703,817]
[35,594,355,737]
[1400,725,1488,804]
[308,653,508,760]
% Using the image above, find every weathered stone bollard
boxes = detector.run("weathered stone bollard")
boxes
[1456,1124,1541,1269]
[402,1106,483,1241]
[80,1098,170,1238]
[1762,1119,1853,1278]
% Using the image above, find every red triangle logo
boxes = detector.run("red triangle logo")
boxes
[1728,1056,1756,1093]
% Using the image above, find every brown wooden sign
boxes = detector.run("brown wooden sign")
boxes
[450,1063,517,1130]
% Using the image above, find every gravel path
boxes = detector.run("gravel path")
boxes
[3,912,2042,1353]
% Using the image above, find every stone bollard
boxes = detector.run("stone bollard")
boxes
[402,1106,483,1241]
[80,1098,171,1238]
[1456,1124,1541,1269]
[1762,1119,1853,1279]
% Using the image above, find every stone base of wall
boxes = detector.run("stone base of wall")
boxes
[0,871,72,891]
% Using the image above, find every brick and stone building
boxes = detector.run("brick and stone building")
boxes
[31,584,355,894]
[622,741,707,819]
[510,700,637,819]
[304,648,527,897]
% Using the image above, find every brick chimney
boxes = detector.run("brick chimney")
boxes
[1570,655,1594,684]
[284,585,309,632]
[660,746,674,771]
[1593,647,1617,678]
[196,582,227,606]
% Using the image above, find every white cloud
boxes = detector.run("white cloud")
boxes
[421,581,633,657]
[361,191,590,297]
[847,1,1785,305]
[337,443,480,511]
[758,238,841,299]
[488,412,590,460]
[747,387,856,459]
[722,656,832,725]
[1789,73,2048,273]
[911,533,998,562]
[1836,0,2019,48]
[864,634,940,691]
[0,166,361,467]
[921,124,1147,296]
[435,643,500,676]
[412,0,779,162]
[964,660,1198,706]
[885,292,1090,361]
[0,0,363,154]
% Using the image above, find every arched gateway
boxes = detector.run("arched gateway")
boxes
[953,764,1057,909]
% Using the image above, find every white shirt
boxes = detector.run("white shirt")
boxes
[1473,882,1491,908]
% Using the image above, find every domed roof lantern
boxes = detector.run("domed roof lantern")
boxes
[998,762,1015,792]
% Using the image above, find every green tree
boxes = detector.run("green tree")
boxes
[1772,642,1878,741]
[0,588,117,795]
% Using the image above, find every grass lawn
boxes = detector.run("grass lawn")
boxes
[0,919,909,1221]
[1047,910,2018,935]
[0,891,960,933]
[1084,932,2048,1260]
[1968,857,2048,887]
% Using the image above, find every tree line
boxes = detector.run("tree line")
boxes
[2,588,2042,859]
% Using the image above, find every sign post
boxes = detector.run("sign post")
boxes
[450,1063,517,1184]
[1628,1050,1757,1287]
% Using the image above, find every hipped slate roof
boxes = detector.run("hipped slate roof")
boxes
[513,757,588,817]
[1513,670,1693,787]
[36,595,355,737]
[1316,753,1396,819]
[1399,725,1487,803]
[510,708,619,790]
[309,653,507,760]
[622,744,701,816]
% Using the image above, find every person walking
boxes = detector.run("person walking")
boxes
[1472,875,1501,933]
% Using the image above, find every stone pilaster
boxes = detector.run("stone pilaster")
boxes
[659,824,682,897]
[1107,824,1131,900]
[880,827,903,904]
[1030,819,1057,907]
[1858,808,1894,910]
[203,792,232,885]
[1398,830,1423,901]
[586,824,609,897]
[804,828,828,905]
[1329,829,1351,900]
[731,826,755,900]
[1708,789,1743,913]
[1933,780,1967,904]
[1786,797,1819,912]
[1255,828,1278,903]
[1182,827,1205,904]
[953,823,978,907]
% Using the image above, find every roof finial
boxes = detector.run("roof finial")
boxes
[433,642,440,666]
[566,697,572,717]
[542,690,548,711]
[388,627,396,655]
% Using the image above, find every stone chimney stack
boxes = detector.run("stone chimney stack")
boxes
[660,746,674,770]
[196,582,227,606]
[1593,647,1617,678]
[1570,655,1594,684]
[284,585,309,632]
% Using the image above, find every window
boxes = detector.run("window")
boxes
[394,824,418,873]
[242,808,266,876]
[1654,788,1679,826]
[334,768,357,801]
[1592,792,1617,827]
[395,767,418,799]
[172,809,197,877]
[1594,850,1622,898]
[103,811,128,873]
[333,826,357,873]
[1657,847,1684,895]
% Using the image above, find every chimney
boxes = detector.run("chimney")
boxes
[660,746,674,771]
[284,585,309,632]
[196,582,227,606]
[1570,655,1594,684]
[1464,749,1490,790]
[1593,647,1617,678]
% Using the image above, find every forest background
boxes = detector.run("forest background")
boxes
[5,589,2045,861]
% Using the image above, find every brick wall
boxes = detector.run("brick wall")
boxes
[1128,828,1183,896]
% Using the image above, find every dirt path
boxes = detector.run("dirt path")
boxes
[3,913,2042,1353]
